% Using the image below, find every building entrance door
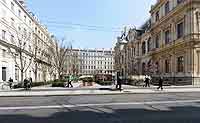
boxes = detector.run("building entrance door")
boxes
[2,67,6,81]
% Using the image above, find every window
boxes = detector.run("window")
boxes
[11,35,14,42]
[155,11,160,21]
[165,30,171,44]
[15,65,19,80]
[177,0,184,4]
[35,27,37,32]
[165,59,170,73]
[2,30,6,40]
[165,1,170,15]
[1,9,6,19]
[177,56,184,72]
[29,20,32,26]
[155,34,160,48]
[18,26,21,31]
[142,42,146,54]
[147,38,152,52]
[2,67,6,81]
[23,28,27,36]
[142,63,146,74]
[2,49,6,57]
[11,18,14,27]
[18,10,21,17]
[24,15,26,22]
[11,2,14,11]
[177,22,184,39]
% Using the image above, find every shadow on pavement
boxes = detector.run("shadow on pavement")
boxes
[0,104,200,123]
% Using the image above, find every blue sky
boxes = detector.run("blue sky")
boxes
[27,0,156,49]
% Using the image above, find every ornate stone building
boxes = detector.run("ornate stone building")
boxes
[114,0,200,85]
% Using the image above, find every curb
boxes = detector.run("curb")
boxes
[0,90,200,97]
[1,86,200,92]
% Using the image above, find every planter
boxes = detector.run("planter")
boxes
[87,82,94,86]
[82,82,94,86]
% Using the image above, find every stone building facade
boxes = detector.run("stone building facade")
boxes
[115,0,200,85]
[0,0,54,82]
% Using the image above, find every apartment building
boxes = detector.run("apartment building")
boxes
[0,0,53,82]
[65,48,115,77]
[115,0,200,85]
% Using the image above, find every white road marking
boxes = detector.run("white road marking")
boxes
[0,99,200,110]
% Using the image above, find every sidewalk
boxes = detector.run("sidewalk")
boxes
[1,86,200,97]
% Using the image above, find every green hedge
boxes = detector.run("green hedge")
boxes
[13,81,51,89]
[52,82,65,87]
[13,83,23,89]
[12,79,67,89]
[53,79,66,83]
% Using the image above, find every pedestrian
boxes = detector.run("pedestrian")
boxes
[145,76,150,87]
[24,78,28,90]
[157,76,163,90]
[116,72,122,91]
[8,77,13,89]
[67,74,73,88]
[29,77,33,88]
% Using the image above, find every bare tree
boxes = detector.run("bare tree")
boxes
[31,34,48,82]
[68,50,80,76]
[7,25,33,82]
[49,37,69,80]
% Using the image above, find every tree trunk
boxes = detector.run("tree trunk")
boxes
[34,63,38,82]
[58,74,62,81]
[21,70,24,83]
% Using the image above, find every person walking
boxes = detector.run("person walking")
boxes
[116,72,122,91]
[145,76,150,87]
[24,78,28,90]
[157,76,163,90]
[67,74,73,88]
[8,77,13,89]
[29,77,33,88]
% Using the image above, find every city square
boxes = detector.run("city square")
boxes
[1,0,200,122]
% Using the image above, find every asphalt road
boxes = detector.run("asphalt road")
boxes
[0,92,200,123]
